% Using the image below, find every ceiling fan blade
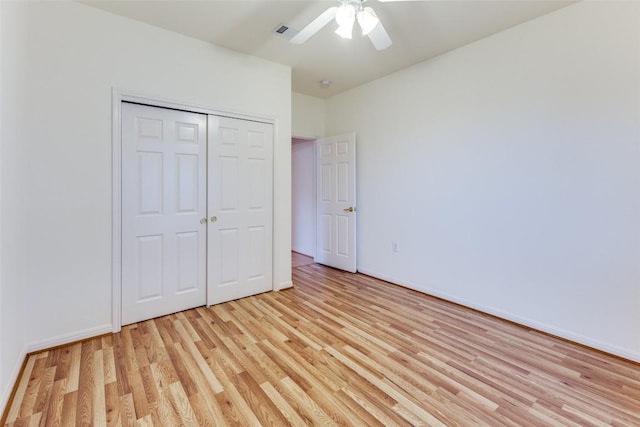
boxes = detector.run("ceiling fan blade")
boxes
[367,22,392,50]
[290,7,338,44]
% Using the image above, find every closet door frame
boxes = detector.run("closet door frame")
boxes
[111,89,277,332]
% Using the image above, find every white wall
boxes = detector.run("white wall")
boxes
[292,92,325,139]
[325,1,640,361]
[292,138,315,257]
[0,0,29,413]
[23,1,291,349]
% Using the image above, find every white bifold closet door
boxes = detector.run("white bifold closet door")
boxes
[121,103,274,325]
[121,103,207,325]
[207,116,273,305]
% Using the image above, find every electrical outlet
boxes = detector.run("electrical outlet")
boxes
[392,241,399,253]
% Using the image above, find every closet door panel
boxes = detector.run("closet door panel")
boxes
[208,116,273,305]
[122,103,207,325]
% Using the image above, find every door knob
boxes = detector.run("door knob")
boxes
[200,218,208,224]
[343,207,355,212]
[210,215,218,223]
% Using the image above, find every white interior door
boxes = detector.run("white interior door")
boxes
[121,103,207,325]
[316,132,357,272]
[208,116,274,305]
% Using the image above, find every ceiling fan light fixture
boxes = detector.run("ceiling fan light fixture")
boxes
[335,23,354,39]
[289,0,392,50]
[335,4,355,25]
[335,3,356,39]
[357,7,379,36]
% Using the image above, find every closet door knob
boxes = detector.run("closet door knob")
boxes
[210,216,218,223]
[200,218,208,224]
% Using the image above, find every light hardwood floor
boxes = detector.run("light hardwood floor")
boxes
[291,252,314,268]
[4,263,640,426]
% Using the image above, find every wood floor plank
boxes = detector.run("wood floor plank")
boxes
[232,371,290,426]
[5,356,36,424]
[164,343,197,398]
[42,378,66,427]
[137,365,163,426]
[277,376,338,426]
[17,357,46,421]
[60,390,77,427]
[75,340,95,426]
[92,349,107,426]
[172,320,223,394]
[259,381,308,427]
[147,363,181,427]
[169,383,197,427]
[111,333,132,399]
[117,393,136,427]
[104,381,121,427]
[171,343,227,424]
[188,392,221,427]
[64,344,82,394]
[4,263,640,426]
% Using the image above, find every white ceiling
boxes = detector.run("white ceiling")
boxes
[82,0,574,98]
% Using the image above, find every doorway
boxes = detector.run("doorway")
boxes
[291,133,357,273]
[292,138,316,258]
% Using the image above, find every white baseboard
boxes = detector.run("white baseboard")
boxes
[358,267,640,363]
[292,248,314,258]
[26,324,113,354]
[278,280,294,291]
[0,346,27,418]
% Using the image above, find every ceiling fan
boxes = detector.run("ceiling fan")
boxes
[290,0,404,51]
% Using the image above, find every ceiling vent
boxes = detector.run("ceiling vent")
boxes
[273,24,299,41]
